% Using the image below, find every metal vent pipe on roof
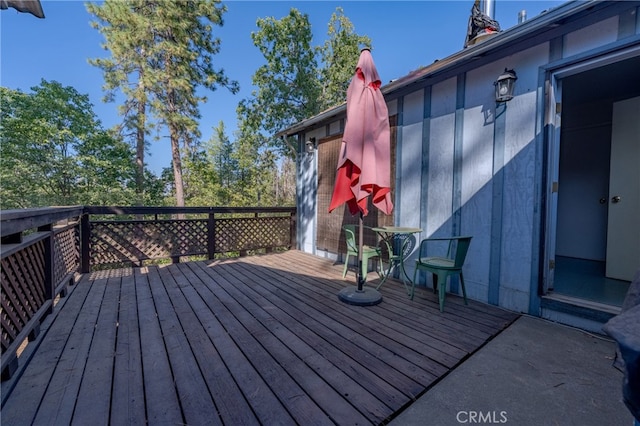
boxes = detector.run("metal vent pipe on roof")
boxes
[481,0,495,19]
[518,10,527,24]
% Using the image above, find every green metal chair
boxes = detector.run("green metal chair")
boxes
[411,236,472,312]
[342,225,381,282]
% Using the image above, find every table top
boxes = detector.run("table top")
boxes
[371,226,422,234]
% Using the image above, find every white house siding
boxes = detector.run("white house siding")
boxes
[416,44,549,312]
[387,98,398,118]
[459,67,495,304]
[425,77,457,238]
[411,78,458,292]
[328,120,342,136]
[498,44,550,312]
[563,15,619,57]
[397,89,424,234]
[394,90,424,280]
[298,128,325,255]
[298,151,316,254]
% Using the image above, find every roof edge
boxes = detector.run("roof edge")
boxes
[277,0,598,138]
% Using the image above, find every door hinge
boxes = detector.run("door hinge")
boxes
[549,259,556,269]
[552,182,559,193]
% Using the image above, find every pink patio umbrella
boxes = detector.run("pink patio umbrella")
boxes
[329,48,393,306]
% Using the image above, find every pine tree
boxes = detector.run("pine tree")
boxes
[87,0,238,208]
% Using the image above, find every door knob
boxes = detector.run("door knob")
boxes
[599,198,607,204]
[611,195,621,203]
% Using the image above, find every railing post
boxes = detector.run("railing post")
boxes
[207,211,216,260]
[37,224,54,316]
[81,213,90,273]
[290,210,297,250]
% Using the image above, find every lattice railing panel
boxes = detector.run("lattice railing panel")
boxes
[53,226,79,285]
[1,241,46,354]
[90,220,208,266]
[216,217,291,252]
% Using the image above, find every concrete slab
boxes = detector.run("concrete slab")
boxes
[391,315,633,426]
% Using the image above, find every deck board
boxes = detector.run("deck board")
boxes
[167,264,260,426]
[33,274,108,426]
[181,262,369,425]
[110,271,145,426]
[1,250,519,425]
[73,276,121,424]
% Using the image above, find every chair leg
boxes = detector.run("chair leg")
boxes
[437,272,447,312]
[410,267,418,299]
[378,256,395,290]
[460,272,468,305]
[376,257,383,279]
[342,253,350,278]
[375,257,386,290]
[361,258,368,283]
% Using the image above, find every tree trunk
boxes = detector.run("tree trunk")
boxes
[135,98,145,206]
[170,124,186,217]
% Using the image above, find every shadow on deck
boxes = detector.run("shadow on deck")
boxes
[1,250,518,425]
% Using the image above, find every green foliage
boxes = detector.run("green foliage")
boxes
[178,118,295,208]
[238,8,321,158]
[87,0,239,207]
[208,121,238,203]
[238,7,370,159]
[320,7,372,109]
[87,0,154,201]
[1,6,367,211]
[0,81,155,209]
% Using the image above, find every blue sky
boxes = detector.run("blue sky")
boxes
[1,0,565,175]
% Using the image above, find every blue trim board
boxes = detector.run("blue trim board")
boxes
[420,87,431,238]
[450,74,466,294]
[488,103,506,306]
[394,96,404,227]
[529,60,554,316]
[453,74,465,237]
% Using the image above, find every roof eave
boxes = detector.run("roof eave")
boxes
[277,0,598,138]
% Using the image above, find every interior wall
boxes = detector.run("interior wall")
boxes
[555,55,640,261]
[555,100,612,261]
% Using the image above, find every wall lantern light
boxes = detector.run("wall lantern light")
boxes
[494,68,517,102]
[305,137,316,153]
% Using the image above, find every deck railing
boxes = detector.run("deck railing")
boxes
[0,205,296,380]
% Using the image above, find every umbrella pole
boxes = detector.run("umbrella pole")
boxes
[357,212,365,291]
[337,211,382,306]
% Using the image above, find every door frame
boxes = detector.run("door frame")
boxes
[542,45,640,297]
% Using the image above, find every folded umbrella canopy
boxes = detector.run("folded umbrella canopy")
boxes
[329,48,393,217]
[330,48,393,306]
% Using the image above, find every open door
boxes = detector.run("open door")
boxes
[544,52,640,307]
[606,96,640,281]
[543,76,562,293]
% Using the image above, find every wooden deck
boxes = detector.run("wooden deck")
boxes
[1,250,518,425]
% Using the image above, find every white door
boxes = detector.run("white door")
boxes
[606,96,640,281]
[544,77,562,292]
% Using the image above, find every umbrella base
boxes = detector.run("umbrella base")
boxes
[338,286,382,306]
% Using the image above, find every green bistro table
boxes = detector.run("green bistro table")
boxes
[371,226,422,294]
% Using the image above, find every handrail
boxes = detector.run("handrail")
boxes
[0,206,84,238]
[84,205,294,215]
